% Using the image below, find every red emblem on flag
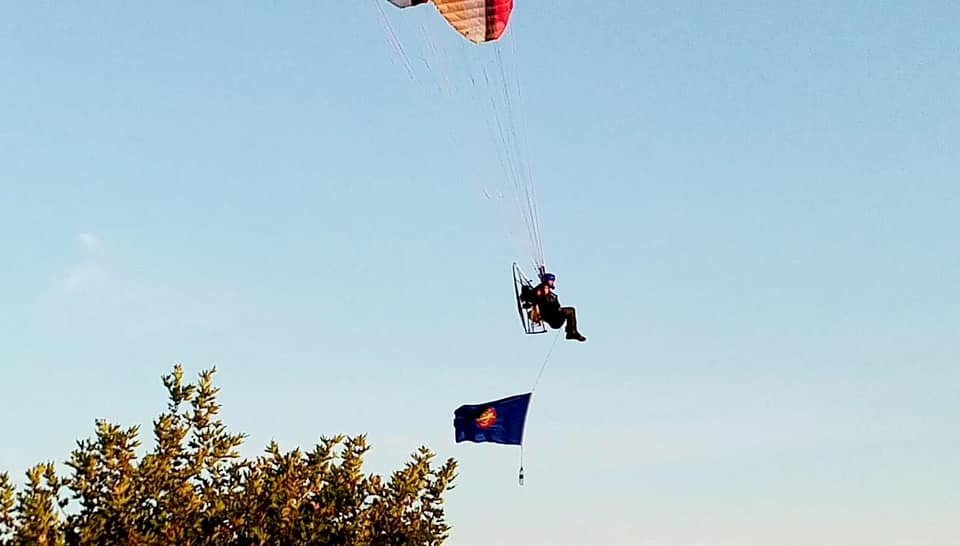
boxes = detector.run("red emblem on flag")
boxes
[475,407,498,429]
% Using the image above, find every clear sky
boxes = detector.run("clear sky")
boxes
[1,2,958,545]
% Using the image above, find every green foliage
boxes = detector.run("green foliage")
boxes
[3,365,457,546]
[9,463,65,546]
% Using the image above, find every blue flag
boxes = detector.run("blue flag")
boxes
[454,393,532,445]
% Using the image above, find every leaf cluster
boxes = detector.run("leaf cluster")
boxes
[0,365,457,546]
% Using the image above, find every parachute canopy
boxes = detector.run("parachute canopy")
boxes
[387,0,514,43]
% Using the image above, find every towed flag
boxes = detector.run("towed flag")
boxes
[453,392,532,484]
[454,392,531,445]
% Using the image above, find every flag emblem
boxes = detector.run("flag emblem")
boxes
[476,407,498,429]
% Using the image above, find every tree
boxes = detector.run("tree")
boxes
[2,365,457,546]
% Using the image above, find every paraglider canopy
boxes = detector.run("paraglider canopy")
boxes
[387,0,514,43]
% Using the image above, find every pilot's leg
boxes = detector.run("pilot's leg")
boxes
[561,307,585,341]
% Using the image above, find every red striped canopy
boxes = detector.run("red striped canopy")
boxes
[388,0,513,44]
[434,0,513,43]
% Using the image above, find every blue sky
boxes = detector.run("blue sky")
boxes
[1,1,958,544]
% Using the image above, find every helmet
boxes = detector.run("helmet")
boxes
[541,272,556,283]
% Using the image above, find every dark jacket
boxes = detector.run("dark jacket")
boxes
[520,283,561,315]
